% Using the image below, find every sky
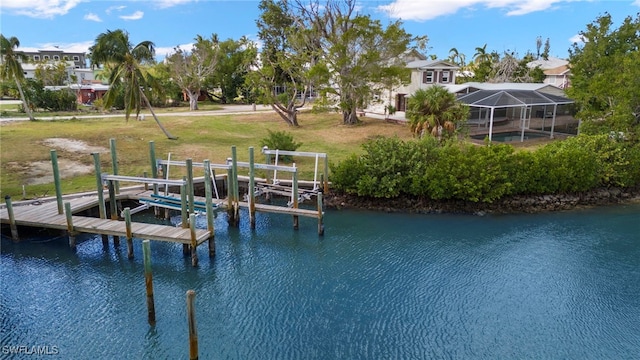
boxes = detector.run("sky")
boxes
[1,0,639,63]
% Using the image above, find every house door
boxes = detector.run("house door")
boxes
[395,94,406,112]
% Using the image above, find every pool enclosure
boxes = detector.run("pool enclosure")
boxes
[457,89,575,142]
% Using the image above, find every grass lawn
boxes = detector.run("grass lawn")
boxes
[0,111,413,201]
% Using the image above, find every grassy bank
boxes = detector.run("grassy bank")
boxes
[0,111,413,201]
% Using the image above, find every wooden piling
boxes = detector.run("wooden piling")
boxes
[226,165,235,225]
[186,290,198,360]
[317,191,324,236]
[142,240,156,326]
[231,146,240,227]
[181,181,190,256]
[189,213,198,267]
[5,196,19,241]
[108,180,120,246]
[143,171,149,191]
[50,150,63,214]
[249,147,256,229]
[124,208,134,259]
[186,158,195,215]
[92,152,109,247]
[110,138,120,194]
[264,147,272,201]
[203,160,215,258]
[64,202,76,250]
[149,141,159,196]
[292,170,299,230]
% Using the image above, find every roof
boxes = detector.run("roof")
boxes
[406,59,459,70]
[457,89,574,108]
[526,56,569,70]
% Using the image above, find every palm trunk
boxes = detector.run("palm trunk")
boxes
[14,75,34,121]
[140,90,178,140]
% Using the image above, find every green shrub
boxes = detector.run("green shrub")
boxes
[260,130,302,163]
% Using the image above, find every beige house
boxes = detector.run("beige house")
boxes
[526,57,570,89]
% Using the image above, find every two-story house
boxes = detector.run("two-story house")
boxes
[390,59,460,112]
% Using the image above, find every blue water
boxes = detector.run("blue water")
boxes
[2,204,640,359]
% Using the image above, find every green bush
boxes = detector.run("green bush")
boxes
[260,130,302,163]
[330,134,640,202]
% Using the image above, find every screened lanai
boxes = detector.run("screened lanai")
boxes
[457,89,575,142]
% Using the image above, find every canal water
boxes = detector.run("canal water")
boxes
[1,204,639,359]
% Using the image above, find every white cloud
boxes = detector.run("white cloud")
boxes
[378,0,570,21]
[634,0,640,6]
[119,11,144,21]
[155,0,195,9]
[569,33,586,44]
[84,12,102,22]
[0,0,82,19]
[156,43,194,58]
[105,5,126,15]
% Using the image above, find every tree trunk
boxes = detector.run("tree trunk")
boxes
[271,103,299,127]
[14,75,35,121]
[140,90,178,140]
[343,109,358,125]
[187,91,199,111]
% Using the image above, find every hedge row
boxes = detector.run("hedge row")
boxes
[330,135,640,203]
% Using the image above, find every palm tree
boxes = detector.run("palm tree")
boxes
[448,47,466,67]
[473,44,491,64]
[0,35,35,121]
[406,86,469,140]
[89,29,177,140]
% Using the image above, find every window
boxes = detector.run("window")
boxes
[63,56,69,60]
[423,70,434,83]
[442,71,450,83]
[43,55,50,60]
[34,55,40,61]
[53,55,60,60]
[73,56,80,61]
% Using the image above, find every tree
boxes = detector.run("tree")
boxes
[252,0,317,126]
[0,34,35,120]
[166,34,220,111]
[567,13,640,140]
[294,0,417,125]
[406,86,469,140]
[448,47,466,67]
[204,37,257,104]
[89,29,177,140]
[34,60,69,86]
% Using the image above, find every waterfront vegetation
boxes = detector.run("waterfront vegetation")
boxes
[331,135,640,203]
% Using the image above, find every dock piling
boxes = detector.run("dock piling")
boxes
[203,160,215,258]
[142,240,156,326]
[124,208,133,259]
[292,170,299,230]
[110,138,120,194]
[92,152,109,247]
[51,150,63,215]
[5,196,19,241]
[64,202,76,250]
[186,290,198,360]
[189,213,198,267]
[249,147,256,229]
[317,191,324,236]
[108,180,120,247]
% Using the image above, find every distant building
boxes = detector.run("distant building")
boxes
[526,56,570,89]
[16,49,88,69]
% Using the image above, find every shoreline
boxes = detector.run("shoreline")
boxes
[323,186,640,215]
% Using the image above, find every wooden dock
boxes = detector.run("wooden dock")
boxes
[0,189,212,245]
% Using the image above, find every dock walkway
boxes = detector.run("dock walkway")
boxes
[0,188,212,245]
